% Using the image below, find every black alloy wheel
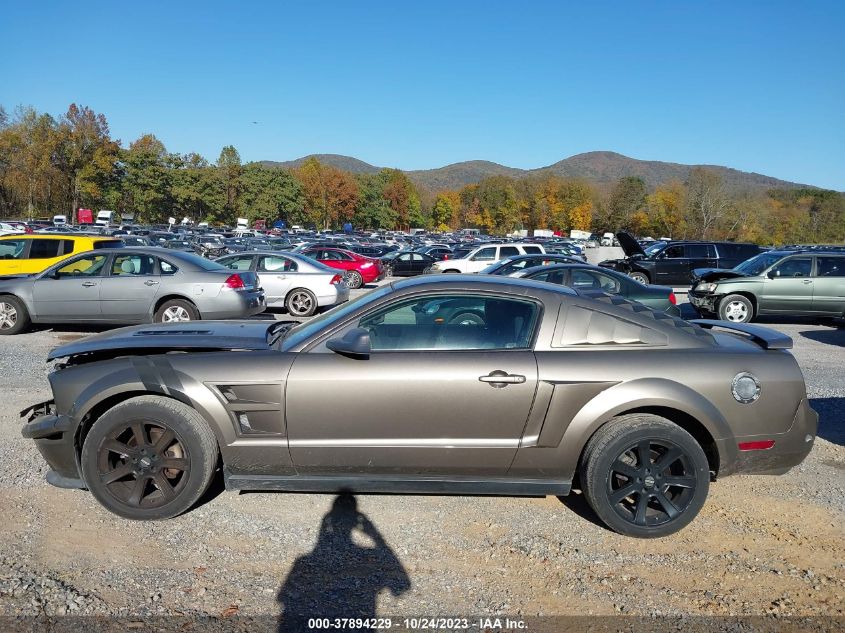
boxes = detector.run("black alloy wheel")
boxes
[605,437,698,528]
[81,396,218,520]
[580,414,710,537]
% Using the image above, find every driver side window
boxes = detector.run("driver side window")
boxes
[471,247,497,262]
[358,294,538,351]
[55,254,108,278]
[771,257,812,278]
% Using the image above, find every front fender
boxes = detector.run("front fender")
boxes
[54,357,235,466]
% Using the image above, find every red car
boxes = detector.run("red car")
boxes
[300,247,383,289]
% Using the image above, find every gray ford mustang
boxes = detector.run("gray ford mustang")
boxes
[21,275,817,537]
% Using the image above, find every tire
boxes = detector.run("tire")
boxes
[80,395,219,520]
[154,298,199,323]
[384,265,395,278]
[718,294,753,323]
[579,414,710,538]
[448,311,485,326]
[0,295,30,335]
[285,288,317,317]
[629,272,650,285]
[343,270,364,289]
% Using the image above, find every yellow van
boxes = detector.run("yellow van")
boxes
[0,235,124,275]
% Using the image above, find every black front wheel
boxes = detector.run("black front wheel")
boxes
[580,414,710,538]
[81,396,219,520]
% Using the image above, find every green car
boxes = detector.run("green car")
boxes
[516,263,680,315]
[689,250,845,323]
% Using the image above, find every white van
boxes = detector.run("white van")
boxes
[53,214,67,226]
[430,243,546,274]
[96,210,115,226]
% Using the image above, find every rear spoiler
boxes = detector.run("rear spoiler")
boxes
[691,320,792,350]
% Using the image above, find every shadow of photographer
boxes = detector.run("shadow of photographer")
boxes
[277,492,410,632]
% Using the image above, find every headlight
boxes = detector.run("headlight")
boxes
[732,372,761,404]
[696,282,718,293]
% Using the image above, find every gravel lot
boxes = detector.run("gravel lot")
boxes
[0,251,843,627]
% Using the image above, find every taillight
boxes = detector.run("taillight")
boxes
[443,254,449,260]
[330,274,342,285]
[224,274,245,290]
[669,292,677,305]
[25,226,34,234]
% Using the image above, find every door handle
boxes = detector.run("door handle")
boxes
[479,370,526,388]
[81,281,97,287]
[144,280,160,286]
[802,279,812,284]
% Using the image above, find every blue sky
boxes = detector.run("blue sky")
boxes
[1,1,843,189]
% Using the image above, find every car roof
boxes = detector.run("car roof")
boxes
[390,273,577,295]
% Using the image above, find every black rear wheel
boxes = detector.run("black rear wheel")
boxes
[81,396,218,520]
[580,414,710,538]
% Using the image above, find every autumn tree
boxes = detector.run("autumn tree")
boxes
[607,176,646,230]
[294,157,358,229]
[645,181,686,238]
[686,167,730,239]
[56,104,119,222]
[122,134,171,222]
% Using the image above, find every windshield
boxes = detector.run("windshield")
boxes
[643,241,667,256]
[479,259,512,274]
[734,252,784,275]
[282,284,394,350]
[163,250,227,271]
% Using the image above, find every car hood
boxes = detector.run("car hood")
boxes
[692,267,749,283]
[47,320,284,361]
[616,232,645,257]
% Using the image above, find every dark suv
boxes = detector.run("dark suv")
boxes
[599,232,764,286]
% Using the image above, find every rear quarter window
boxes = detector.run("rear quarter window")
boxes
[552,304,667,347]
[816,257,845,277]
[522,245,543,254]
[93,240,125,249]
[28,239,62,259]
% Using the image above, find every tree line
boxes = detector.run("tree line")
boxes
[1,103,843,244]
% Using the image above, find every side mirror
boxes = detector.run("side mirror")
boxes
[326,327,371,360]
[767,270,777,279]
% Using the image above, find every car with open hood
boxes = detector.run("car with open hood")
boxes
[599,232,764,286]
[689,250,845,323]
[20,275,816,538]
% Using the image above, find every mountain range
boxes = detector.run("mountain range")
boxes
[258,151,812,192]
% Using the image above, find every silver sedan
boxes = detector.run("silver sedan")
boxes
[0,247,265,335]
[215,251,349,317]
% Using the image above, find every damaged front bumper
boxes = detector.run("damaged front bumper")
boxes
[20,400,85,489]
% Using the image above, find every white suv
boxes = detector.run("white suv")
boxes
[430,243,546,274]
